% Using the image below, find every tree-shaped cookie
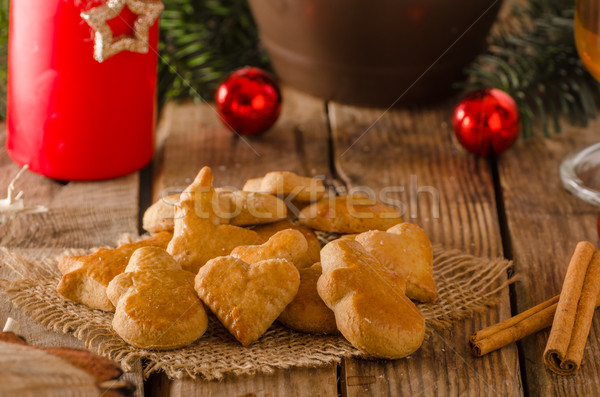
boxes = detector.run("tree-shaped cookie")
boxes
[167,167,259,273]
[355,223,436,303]
[106,247,208,350]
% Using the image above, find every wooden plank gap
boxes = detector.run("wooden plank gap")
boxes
[337,360,347,397]
[488,153,531,397]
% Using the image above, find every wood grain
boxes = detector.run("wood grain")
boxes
[148,365,338,397]
[498,120,600,395]
[0,341,102,396]
[0,123,144,396]
[328,101,522,396]
[150,88,337,396]
[151,88,330,203]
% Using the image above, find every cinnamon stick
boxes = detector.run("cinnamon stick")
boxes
[470,295,559,356]
[470,241,600,360]
[544,244,600,375]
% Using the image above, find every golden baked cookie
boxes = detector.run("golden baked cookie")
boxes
[107,247,207,350]
[355,223,436,303]
[252,220,321,264]
[142,194,180,234]
[242,177,263,193]
[142,189,286,233]
[56,231,173,312]
[278,263,338,334]
[318,239,425,359]
[298,195,402,233]
[195,256,300,346]
[242,171,326,203]
[231,229,313,269]
[166,167,259,273]
[220,188,287,226]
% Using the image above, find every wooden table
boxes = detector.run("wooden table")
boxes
[1,86,599,396]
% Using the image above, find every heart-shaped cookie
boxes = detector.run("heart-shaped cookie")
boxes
[355,223,436,303]
[195,256,300,346]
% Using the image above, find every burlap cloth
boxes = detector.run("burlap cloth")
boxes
[0,241,514,380]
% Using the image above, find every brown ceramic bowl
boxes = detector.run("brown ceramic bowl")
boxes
[248,0,502,107]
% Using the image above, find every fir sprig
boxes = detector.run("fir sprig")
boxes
[459,0,599,138]
[157,0,270,107]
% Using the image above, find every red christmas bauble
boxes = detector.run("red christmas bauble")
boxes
[215,67,282,136]
[453,89,520,156]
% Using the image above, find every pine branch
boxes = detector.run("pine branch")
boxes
[157,0,270,107]
[459,0,599,138]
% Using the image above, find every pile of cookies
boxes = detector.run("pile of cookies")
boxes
[56,167,436,359]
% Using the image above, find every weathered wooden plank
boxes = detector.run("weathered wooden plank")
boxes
[151,88,337,396]
[498,121,600,395]
[0,123,144,395]
[328,101,521,396]
[148,365,338,397]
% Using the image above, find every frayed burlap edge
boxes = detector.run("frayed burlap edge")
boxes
[0,244,514,381]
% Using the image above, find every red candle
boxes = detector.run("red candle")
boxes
[7,0,163,180]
